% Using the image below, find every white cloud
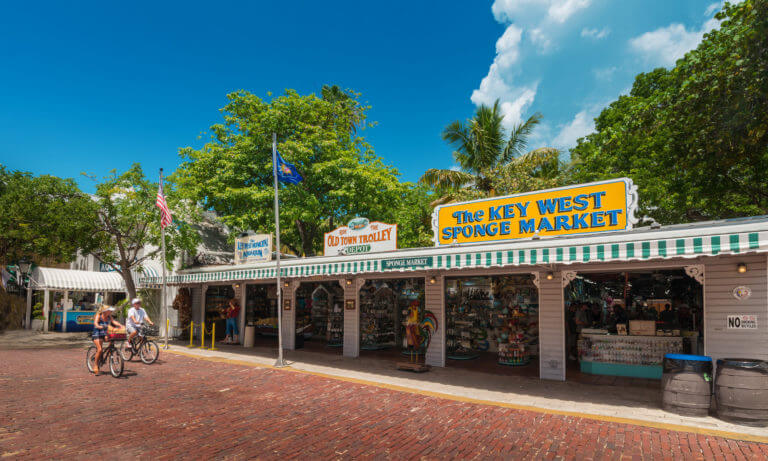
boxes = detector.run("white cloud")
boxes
[552,110,595,148]
[473,1,595,130]
[704,2,721,16]
[629,10,722,68]
[592,66,618,81]
[492,0,591,24]
[581,27,610,39]
[548,0,591,23]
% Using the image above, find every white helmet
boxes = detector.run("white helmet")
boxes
[131,298,142,305]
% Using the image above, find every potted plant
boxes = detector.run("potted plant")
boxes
[31,302,44,331]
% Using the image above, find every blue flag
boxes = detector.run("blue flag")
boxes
[275,150,303,184]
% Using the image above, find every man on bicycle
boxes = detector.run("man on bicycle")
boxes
[126,297,154,350]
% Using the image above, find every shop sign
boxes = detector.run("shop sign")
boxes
[324,218,397,256]
[234,234,272,264]
[382,256,433,270]
[727,315,758,329]
[432,178,639,246]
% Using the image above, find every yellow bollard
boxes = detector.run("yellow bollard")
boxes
[209,323,217,351]
[187,321,195,348]
[200,322,206,349]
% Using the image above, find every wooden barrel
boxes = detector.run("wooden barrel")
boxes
[715,358,768,427]
[662,354,713,417]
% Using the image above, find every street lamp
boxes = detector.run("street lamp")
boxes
[17,258,31,278]
[17,258,32,330]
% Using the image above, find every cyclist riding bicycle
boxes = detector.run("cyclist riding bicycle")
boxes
[91,305,124,375]
[126,298,154,350]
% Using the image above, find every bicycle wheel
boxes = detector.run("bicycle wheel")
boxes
[108,349,124,378]
[119,341,134,361]
[86,346,97,373]
[140,341,159,364]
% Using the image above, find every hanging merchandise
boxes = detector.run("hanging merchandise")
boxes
[360,284,397,350]
[445,275,538,364]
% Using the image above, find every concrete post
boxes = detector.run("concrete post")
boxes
[43,290,50,333]
[25,286,32,330]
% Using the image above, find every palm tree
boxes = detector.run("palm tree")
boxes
[420,100,561,204]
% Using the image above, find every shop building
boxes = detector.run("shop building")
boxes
[141,180,768,381]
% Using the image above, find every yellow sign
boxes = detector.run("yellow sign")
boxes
[433,178,638,246]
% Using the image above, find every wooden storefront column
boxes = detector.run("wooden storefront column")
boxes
[281,281,297,350]
[425,274,445,367]
[43,289,50,333]
[343,277,364,358]
[538,271,566,381]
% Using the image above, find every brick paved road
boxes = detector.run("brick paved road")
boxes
[1,349,765,460]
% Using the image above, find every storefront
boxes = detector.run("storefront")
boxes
[295,281,344,349]
[445,274,538,371]
[30,267,139,332]
[358,277,424,354]
[147,180,768,382]
[567,269,703,379]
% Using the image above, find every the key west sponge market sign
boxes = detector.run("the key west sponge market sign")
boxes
[433,178,639,246]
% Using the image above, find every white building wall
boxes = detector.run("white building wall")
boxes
[425,275,445,367]
[539,272,566,381]
[343,278,363,358]
[704,254,768,362]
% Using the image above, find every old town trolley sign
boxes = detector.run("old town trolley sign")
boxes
[432,178,639,246]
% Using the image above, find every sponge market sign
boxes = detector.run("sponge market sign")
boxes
[432,178,639,246]
[324,218,397,256]
[235,233,272,264]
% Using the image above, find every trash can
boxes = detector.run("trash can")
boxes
[243,325,256,348]
[295,331,304,349]
[661,353,713,417]
[715,358,768,427]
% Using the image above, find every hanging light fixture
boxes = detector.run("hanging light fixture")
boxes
[346,279,353,286]
[546,272,554,281]
[429,276,436,284]
[737,263,747,274]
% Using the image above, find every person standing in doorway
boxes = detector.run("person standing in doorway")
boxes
[223,299,241,344]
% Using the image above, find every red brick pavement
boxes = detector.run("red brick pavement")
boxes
[0,349,765,460]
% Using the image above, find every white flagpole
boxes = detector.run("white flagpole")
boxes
[160,168,169,350]
[273,132,286,367]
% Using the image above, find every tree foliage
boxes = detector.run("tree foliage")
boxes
[571,0,768,223]
[80,164,199,298]
[0,165,96,267]
[174,87,423,256]
[421,101,566,205]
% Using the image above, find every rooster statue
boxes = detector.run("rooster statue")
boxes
[404,301,439,363]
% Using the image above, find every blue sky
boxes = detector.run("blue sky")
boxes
[0,1,724,192]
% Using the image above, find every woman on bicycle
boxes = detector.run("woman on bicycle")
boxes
[91,305,123,375]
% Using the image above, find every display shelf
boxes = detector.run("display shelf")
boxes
[445,275,538,365]
[360,286,397,350]
[578,334,683,367]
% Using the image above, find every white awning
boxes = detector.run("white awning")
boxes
[31,267,126,292]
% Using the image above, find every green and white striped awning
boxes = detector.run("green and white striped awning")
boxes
[140,218,768,286]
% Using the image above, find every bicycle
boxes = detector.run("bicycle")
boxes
[120,325,160,364]
[86,339,124,378]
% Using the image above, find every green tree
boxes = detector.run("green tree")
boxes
[572,0,768,223]
[0,165,97,268]
[420,101,563,204]
[174,87,418,255]
[80,164,199,298]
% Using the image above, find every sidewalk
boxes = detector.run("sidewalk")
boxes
[166,340,768,441]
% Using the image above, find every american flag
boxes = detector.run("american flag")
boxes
[156,176,173,229]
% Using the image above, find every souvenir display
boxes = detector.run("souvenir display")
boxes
[359,279,425,351]
[445,275,538,364]
[578,335,683,366]
[294,282,344,345]
[360,285,397,350]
